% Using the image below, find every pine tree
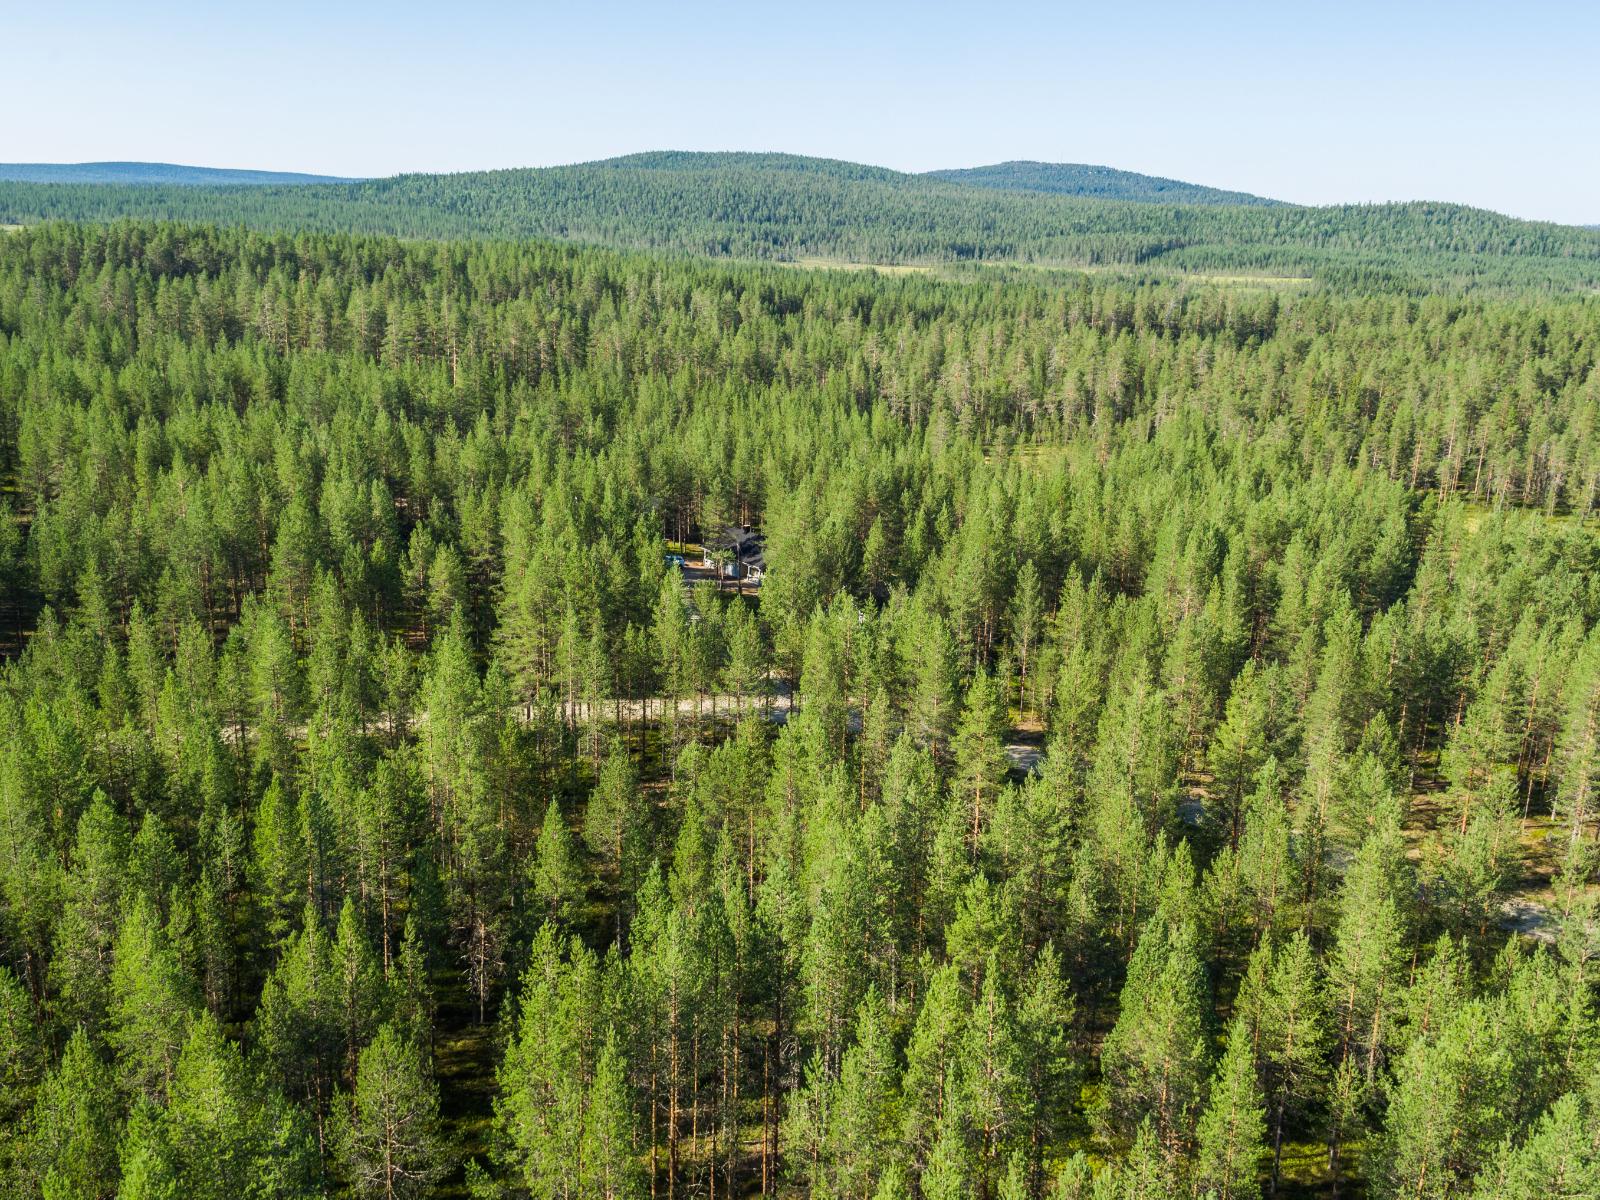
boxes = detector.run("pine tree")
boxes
[334,896,385,1085]
[252,774,305,949]
[1327,812,1411,1099]
[1207,662,1271,850]
[997,1151,1030,1200]
[1554,629,1600,845]
[1100,911,1213,1162]
[117,1098,181,1200]
[1105,1118,1180,1200]
[963,956,1026,1197]
[495,924,604,1199]
[830,987,902,1198]
[585,747,650,916]
[1089,669,1181,843]
[784,1053,836,1197]
[355,751,421,970]
[1051,1153,1095,1200]
[109,892,196,1102]
[48,793,130,1036]
[340,1022,444,1200]
[910,610,959,765]
[384,914,432,1045]
[952,670,1011,858]
[162,1012,317,1200]
[1010,560,1044,718]
[0,966,43,1127]
[1017,943,1078,1195]
[800,816,876,1073]
[581,1030,645,1200]
[253,903,341,1129]
[902,964,969,1174]
[533,797,583,926]
[1192,1018,1267,1200]
[1378,999,1517,1200]
[1257,931,1326,1192]
[20,1029,121,1200]
[1467,1089,1600,1200]
[1234,766,1298,945]
[920,1088,973,1200]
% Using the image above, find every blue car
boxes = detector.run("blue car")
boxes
[664,553,686,567]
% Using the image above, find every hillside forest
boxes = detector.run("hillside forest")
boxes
[5,153,1600,292]
[1,221,1600,1200]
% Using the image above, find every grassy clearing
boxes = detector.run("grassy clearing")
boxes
[784,256,933,275]
[983,442,1072,470]
[1458,497,1587,535]
[772,254,1316,292]
[1020,260,1315,288]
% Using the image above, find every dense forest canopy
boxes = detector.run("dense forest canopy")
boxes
[0,163,360,186]
[1,219,1599,1200]
[3,153,1600,291]
[923,162,1281,207]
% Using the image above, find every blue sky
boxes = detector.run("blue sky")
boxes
[5,1,1597,223]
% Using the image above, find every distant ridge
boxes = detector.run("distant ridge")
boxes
[0,161,358,186]
[3,150,1598,290]
[584,150,909,183]
[925,160,1281,206]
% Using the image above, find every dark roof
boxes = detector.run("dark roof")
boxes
[719,525,763,555]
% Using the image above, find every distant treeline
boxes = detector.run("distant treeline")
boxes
[2,152,1599,291]
[923,160,1281,206]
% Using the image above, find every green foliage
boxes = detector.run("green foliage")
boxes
[339,1022,443,1200]
[18,1029,119,1199]
[1100,910,1214,1161]
[5,153,1600,289]
[1192,1018,1267,1200]
[1,218,1598,1199]
[127,1013,317,1200]
[924,160,1281,206]
[532,798,583,926]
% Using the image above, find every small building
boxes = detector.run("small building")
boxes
[715,525,766,581]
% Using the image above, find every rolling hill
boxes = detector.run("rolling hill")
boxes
[924,160,1281,206]
[0,161,357,186]
[1,151,1596,291]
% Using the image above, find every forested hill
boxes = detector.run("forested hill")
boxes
[3,151,1599,290]
[924,160,1281,206]
[0,162,357,185]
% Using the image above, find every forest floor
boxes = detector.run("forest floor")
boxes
[1402,764,1572,943]
[432,977,500,1198]
[1277,1137,1368,1198]
[0,480,37,659]
[1495,809,1582,943]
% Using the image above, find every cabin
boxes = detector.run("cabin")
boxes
[714,525,766,581]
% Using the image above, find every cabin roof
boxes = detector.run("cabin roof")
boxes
[718,525,763,555]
